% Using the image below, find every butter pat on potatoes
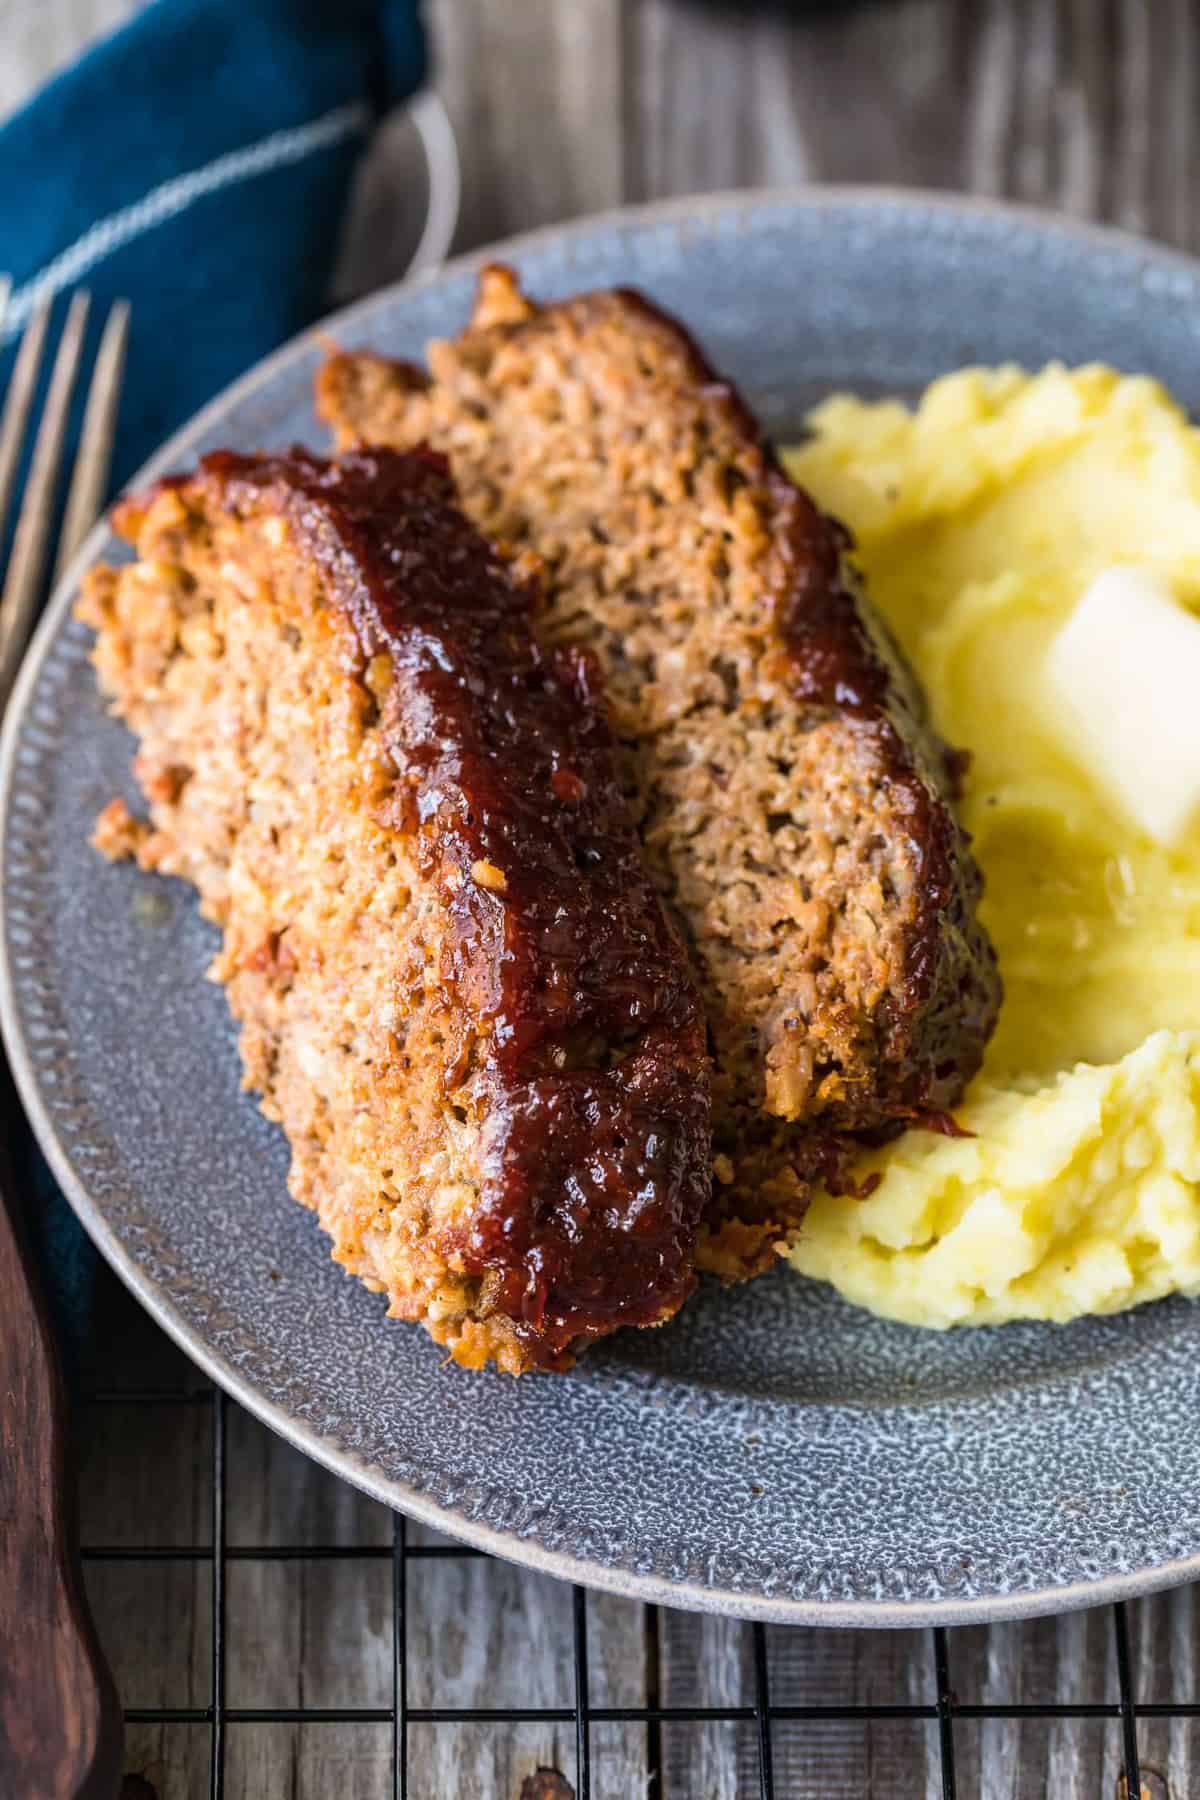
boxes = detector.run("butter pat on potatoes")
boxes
[1044,566,1200,847]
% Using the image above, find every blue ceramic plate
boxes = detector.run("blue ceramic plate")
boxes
[5,190,1200,1626]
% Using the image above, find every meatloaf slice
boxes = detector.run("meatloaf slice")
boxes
[317,269,1001,1274]
[78,446,710,1372]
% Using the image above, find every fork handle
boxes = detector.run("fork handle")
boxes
[0,1067,123,1800]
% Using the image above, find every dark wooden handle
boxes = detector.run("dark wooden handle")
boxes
[0,1069,123,1800]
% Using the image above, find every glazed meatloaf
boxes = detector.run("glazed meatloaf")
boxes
[78,446,710,1372]
[317,269,1001,1274]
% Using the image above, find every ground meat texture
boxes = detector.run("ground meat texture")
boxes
[78,447,711,1373]
[316,269,1001,1275]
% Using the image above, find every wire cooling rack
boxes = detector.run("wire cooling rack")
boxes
[78,1380,1165,1800]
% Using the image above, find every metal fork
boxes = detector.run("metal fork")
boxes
[0,287,128,1800]
[0,288,128,707]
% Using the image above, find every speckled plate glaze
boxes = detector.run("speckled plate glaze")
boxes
[6,190,1200,1626]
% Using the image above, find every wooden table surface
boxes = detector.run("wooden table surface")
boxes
[9,1,1200,1795]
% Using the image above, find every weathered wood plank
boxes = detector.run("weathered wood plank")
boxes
[400,1525,649,1799]
[222,1421,392,1800]
[626,0,1200,254]
[79,1301,214,1800]
[429,0,624,252]
[946,1607,1115,1798]
[0,0,137,121]
[657,1611,935,1797]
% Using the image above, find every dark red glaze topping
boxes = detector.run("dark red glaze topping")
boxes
[764,486,982,1108]
[770,489,890,716]
[194,446,711,1365]
[910,1109,975,1140]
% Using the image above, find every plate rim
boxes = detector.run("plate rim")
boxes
[7,182,1200,1626]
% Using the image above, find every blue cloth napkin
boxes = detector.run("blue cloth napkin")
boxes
[1,0,426,485]
[0,0,427,1368]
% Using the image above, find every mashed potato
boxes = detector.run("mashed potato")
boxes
[781,365,1200,1326]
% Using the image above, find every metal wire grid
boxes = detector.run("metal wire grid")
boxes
[80,1384,1155,1800]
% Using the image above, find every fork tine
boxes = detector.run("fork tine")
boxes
[0,292,90,709]
[54,301,129,580]
[0,296,51,548]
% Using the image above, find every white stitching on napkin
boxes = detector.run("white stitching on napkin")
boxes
[1,99,371,343]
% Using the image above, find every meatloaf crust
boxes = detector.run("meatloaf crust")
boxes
[317,269,1001,1273]
[78,446,710,1371]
